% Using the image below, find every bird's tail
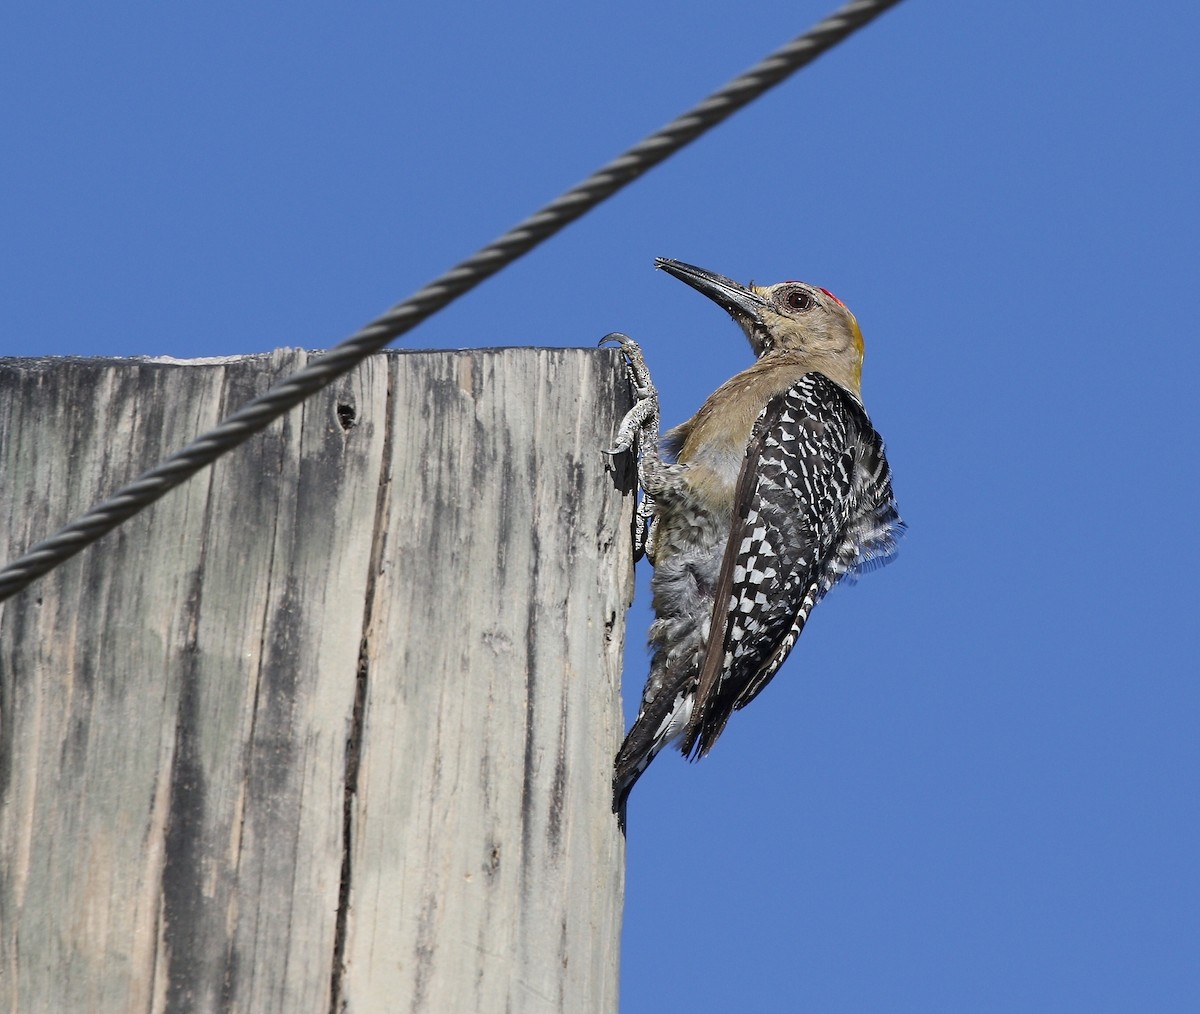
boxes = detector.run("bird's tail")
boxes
[613,741,657,832]
[612,680,694,831]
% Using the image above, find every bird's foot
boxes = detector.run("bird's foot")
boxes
[600,332,663,560]
[599,332,660,456]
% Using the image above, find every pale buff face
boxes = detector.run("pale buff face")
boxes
[738,281,865,385]
[655,259,866,395]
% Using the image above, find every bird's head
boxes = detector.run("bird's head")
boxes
[656,257,865,395]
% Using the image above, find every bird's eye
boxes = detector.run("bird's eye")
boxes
[782,289,815,312]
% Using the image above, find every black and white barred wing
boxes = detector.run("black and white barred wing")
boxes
[681,373,901,759]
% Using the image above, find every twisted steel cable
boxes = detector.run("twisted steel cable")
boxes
[0,0,905,602]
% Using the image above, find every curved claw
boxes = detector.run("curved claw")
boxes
[598,331,633,349]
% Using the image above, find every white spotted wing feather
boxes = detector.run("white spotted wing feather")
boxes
[681,373,903,757]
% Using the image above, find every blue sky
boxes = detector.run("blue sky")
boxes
[3,2,1198,1010]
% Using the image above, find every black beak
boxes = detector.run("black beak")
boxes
[655,257,770,327]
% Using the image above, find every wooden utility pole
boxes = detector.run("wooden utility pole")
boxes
[0,347,634,1013]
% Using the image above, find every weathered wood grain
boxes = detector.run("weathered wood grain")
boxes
[0,347,633,1013]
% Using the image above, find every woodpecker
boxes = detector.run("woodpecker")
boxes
[606,257,904,824]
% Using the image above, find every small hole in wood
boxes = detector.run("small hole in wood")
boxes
[336,403,356,430]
